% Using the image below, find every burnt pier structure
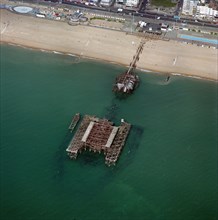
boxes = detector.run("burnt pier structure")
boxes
[66,115,131,166]
[113,39,145,94]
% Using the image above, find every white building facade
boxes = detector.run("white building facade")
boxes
[182,0,199,15]
[125,0,139,7]
[196,5,218,17]
[100,0,113,6]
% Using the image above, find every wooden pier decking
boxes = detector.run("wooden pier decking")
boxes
[66,115,131,166]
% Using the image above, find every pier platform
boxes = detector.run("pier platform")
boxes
[66,115,131,166]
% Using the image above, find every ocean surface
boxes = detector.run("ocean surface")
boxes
[0,45,217,220]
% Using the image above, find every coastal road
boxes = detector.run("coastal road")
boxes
[21,0,218,29]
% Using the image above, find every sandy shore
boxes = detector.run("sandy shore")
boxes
[0,9,217,80]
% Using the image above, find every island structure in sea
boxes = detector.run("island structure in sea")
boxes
[66,114,131,166]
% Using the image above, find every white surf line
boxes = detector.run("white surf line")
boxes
[53,51,63,55]
[67,53,76,57]
[173,56,178,66]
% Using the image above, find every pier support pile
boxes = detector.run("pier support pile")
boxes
[66,115,131,166]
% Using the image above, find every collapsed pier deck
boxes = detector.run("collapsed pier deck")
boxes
[66,115,131,166]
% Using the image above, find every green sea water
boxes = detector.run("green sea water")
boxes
[0,45,217,220]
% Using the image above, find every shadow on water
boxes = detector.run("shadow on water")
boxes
[106,125,144,176]
[53,132,73,180]
[103,100,144,175]
[77,151,105,167]
[122,125,144,164]
[104,101,119,122]
[114,93,132,100]
[71,124,144,196]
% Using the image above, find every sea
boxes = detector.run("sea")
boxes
[0,45,217,220]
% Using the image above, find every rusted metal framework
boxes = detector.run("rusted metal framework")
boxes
[66,115,131,166]
[113,39,145,94]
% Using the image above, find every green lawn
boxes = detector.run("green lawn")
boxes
[151,0,177,7]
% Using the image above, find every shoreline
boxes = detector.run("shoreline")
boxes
[0,9,217,81]
[1,41,216,82]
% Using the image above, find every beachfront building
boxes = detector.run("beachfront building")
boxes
[196,5,218,17]
[182,0,199,15]
[125,0,139,7]
[115,0,127,8]
[100,0,113,6]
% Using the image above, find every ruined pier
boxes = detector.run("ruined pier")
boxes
[113,39,145,94]
[66,115,131,166]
